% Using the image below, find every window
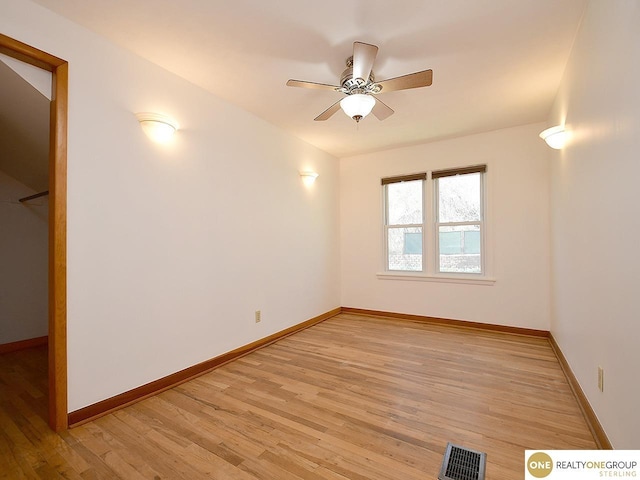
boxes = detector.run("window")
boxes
[434,167,484,274]
[383,173,426,271]
[382,166,486,277]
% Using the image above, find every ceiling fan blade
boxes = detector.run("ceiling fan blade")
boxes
[286,79,341,91]
[376,69,433,93]
[352,42,378,82]
[372,97,394,121]
[314,99,342,121]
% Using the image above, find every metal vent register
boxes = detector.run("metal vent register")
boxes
[438,443,487,480]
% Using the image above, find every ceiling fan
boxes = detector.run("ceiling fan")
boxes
[286,41,433,123]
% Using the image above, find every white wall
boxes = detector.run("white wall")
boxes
[1,0,340,411]
[549,0,640,448]
[0,171,48,344]
[340,123,551,330]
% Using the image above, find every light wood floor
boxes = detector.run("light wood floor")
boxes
[0,343,49,424]
[1,313,596,479]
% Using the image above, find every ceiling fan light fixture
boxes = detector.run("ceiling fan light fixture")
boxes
[287,42,432,122]
[340,94,375,122]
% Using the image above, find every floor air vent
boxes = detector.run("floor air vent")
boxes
[438,442,487,480]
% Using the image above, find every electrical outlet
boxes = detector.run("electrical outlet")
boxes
[598,366,604,392]
[255,310,261,323]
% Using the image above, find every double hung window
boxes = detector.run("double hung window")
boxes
[382,173,426,271]
[434,166,485,274]
[382,165,486,276]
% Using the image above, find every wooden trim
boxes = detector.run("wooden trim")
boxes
[381,172,427,185]
[548,334,612,449]
[0,336,48,354]
[67,307,342,427]
[0,33,65,71]
[0,34,69,432]
[49,61,68,432]
[340,307,550,337]
[432,164,487,179]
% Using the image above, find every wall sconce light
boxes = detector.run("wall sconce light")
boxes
[539,125,567,149]
[299,171,319,186]
[136,112,179,143]
[340,93,376,123]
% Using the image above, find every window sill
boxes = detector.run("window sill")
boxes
[376,271,496,286]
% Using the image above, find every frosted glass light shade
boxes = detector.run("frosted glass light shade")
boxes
[340,94,375,121]
[136,112,179,143]
[300,171,319,186]
[539,125,566,149]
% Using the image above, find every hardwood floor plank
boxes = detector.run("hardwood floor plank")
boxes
[1,314,598,479]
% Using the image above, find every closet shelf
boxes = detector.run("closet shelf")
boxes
[19,190,49,203]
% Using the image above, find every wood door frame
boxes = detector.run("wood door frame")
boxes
[0,33,68,431]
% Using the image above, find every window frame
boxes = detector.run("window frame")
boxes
[379,165,494,285]
[382,173,426,272]
[434,167,485,275]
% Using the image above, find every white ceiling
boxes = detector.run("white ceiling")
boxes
[33,0,587,158]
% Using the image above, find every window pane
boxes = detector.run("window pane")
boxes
[439,225,481,273]
[438,173,481,222]
[403,232,422,254]
[439,230,462,255]
[388,227,422,271]
[463,230,481,254]
[387,180,422,225]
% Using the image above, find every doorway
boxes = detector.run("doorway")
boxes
[0,33,68,431]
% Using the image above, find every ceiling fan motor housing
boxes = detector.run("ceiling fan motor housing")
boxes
[340,57,381,94]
